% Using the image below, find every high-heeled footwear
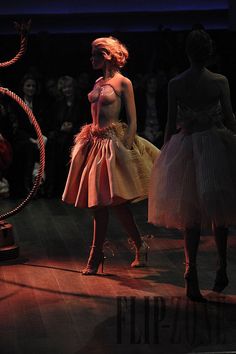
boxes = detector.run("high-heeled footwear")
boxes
[130,241,149,268]
[82,246,105,275]
[184,264,207,302]
[212,268,229,293]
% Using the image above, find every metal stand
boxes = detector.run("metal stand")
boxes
[0,220,19,261]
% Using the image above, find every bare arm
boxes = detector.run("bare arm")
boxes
[122,78,137,148]
[219,76,236,133]
[164,79,178,143]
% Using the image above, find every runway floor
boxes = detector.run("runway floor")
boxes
[0,198,236,354]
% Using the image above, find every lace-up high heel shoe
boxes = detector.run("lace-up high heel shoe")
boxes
[212,267,229,293]
[82,246,104,275]
[131,241,149,268]
[184,264,207,302]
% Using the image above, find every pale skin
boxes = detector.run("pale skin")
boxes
[90,46,137,148]
[82,43,142,274]
[165,61,236,143]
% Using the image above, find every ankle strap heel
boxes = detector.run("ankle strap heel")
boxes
[184,263,207,302]
[82,246,104,275]
[130,240,150,268]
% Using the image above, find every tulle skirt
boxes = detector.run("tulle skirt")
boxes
[148,127,236,229]
[62,122,159,208]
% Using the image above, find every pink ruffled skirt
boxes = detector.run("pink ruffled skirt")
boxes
[62,122,159,208]
[148,127,236,229]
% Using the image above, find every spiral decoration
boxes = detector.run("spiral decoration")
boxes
[0,37,27,68]
[0,20,31,68]
[0,88,45,220]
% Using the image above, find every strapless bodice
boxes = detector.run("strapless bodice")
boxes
[177,102,224,133]
[88,83,121,105]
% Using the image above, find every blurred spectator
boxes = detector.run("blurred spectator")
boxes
[132,73,145,93]
[136,73,167,148]
[45,77,60,101]
[0,96,14,141]
[8,74,46,197]
[44,75,89,197]
[76,72,90,94]
[76,72,91,120]
[0,97,13,198]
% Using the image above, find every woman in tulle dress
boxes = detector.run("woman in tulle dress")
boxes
[149,30,236,301]
[63,37,159,275]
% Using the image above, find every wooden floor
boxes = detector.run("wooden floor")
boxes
[0,198,236,354]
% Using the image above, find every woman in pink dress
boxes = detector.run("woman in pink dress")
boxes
[63,37,159,275]
[149,30,236,301]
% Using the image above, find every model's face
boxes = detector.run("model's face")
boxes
[23,79,37,97]
[91,47,105,70]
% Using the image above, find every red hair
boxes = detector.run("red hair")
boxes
[92,37,129,68]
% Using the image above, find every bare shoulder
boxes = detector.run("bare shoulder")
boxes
[169,70,187,87]
[120,75,132,89]
[114,74,133,96]
[212,73,230,95]
[109,73,130,85]
[208,70,228,84]
[168,74,182,93]
[168,76,179,87]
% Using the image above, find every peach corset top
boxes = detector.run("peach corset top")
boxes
[88,83,121,105]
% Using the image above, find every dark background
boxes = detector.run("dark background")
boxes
[0,0,236,106]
